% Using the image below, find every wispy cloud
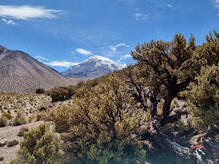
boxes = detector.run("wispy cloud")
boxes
[215,0,219,8]
[1,18,16,25]
[135,12,148,21]
[118,54,132,62]
[122,54,132,59]
[75,48,92,56]
[0,5,61,20]
[44,61,78,67]
[35,56,48,61]
[109,43,129,52]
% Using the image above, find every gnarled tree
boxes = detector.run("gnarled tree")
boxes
[128,32,218,131]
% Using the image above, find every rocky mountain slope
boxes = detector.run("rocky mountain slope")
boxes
[63,55,124,78]
[0,45,70,93]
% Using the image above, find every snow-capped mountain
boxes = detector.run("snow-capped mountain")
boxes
[63,55,125,78]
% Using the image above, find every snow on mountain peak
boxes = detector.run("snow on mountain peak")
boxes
[85,55,114,63]
[63,55,125,78]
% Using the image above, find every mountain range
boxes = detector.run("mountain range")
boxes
[0,45,125,93]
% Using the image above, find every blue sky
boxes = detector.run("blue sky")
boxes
[0,0,218,71]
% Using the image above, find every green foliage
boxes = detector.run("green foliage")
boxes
[13,110,27,126]
[36,88,45,94]
[183,31,219,79]
[0,115,8,127]
[2,112,13,120]
[129,33,196,126]
[52,106,72,133]
[11,124,60,164]
[47,86,75,102]
[129,31,219,127]
[186,65,219,130]
[54,74,147,163]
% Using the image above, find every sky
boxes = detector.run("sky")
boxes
[0,0,218,71]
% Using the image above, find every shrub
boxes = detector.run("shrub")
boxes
[186,65,219,131]
[13,110,27,126]
[2,112,13,120]
[36,112,50,121]
[38,106,47,112]
[54,74,147,163]
[0,115,8,127]
[11,124,60,164]
[52,107,72,133]
[47,86,74,102]
[36,88,45,94]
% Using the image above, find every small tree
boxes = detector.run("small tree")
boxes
[128,32,219,131]
[129,34,195,128]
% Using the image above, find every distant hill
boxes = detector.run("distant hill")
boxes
[63,55,125,78]
[0,45,70,93]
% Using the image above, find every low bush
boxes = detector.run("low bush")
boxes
[11,124,60,164]
[36,88,45,94]
[0,115,8,127]
[2,112,13,120]
[47,86,74,102]
[54,74,147,164]
[13,110,27,126]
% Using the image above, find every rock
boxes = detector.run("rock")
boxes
[0,156,4,161]
[0,141,7,147]
[17,127,29,137]
[7,140,19,147]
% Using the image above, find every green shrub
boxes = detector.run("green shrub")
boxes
[52,107,72,133]
[2,112,13,120]
[54,74,147,164]
[13,110,27,126]
[47,86,74,102]
[186,65,219,131]
[36,88,45,94]
[11,124,60,164]
[0,115,8,127]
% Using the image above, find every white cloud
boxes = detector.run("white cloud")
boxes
[216,0,219,3]
[35,56,47,61]
[0,5,61,20]
[119,54,132,61]
[1,18,16,25]
[167,4,173,8]
[45,61,79,67]
[135,12,148,21]
[123,54,132,58]
[75,48,92,56]
[109,43,129,52]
